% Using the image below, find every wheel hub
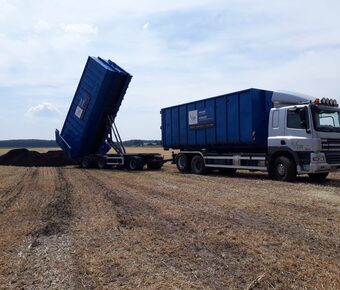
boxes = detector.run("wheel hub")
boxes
[277,163,286,176]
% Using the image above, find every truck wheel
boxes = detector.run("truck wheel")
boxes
[219,168,237,176]
[127,157,144,171]
[176,154,190,172]
[270,156,296,182]
[80,157,90,168]
[191,155,206,175]
[308,172,329,182]
[97,157,107,169]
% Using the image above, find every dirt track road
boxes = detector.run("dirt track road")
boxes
[0,164,339,289]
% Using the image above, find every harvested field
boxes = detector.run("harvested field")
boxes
[0,150,339,289]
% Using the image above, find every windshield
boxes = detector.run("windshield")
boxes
[311,105,340,132]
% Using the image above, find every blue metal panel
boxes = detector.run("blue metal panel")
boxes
[165,109,172,147]
[215,96,227,143]
[171,107,180,146]
[179,106,188,145]
[227,93,240,143]
[196,101,206,144]
[56,56,132,159]
[205,99,216,144]
[240,90,252,143]
[187,103,196,145]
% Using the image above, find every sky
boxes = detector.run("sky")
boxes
[1,0,340,140]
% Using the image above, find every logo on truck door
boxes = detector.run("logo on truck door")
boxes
[189,108,214,129]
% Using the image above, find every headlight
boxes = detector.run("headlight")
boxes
[313,156,325,162]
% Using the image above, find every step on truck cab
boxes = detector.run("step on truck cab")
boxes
[161,88,340,181]
[56,56,164,170]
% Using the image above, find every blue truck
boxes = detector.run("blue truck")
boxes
[56,56,164,170]
[161,88,340,181]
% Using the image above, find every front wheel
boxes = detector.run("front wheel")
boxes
[308,172,329,182]
[191,155,206,175]
[270,156,296,182]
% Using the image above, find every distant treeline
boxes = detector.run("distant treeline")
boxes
[0,139,162,148]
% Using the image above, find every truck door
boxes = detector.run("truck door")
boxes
[285,106,313,152]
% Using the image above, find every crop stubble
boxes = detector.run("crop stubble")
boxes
[0,163,339,289]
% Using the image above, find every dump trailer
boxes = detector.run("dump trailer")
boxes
[161,88,340,181]
[56,56,164,170]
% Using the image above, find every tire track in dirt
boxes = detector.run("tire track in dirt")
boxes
[0,168,35,214]
[95,169,339,257]
[82,169,258,289]
[60,167,121,289]
[1,168,81,289]
[88,168,340,289]
[30,168,73,238]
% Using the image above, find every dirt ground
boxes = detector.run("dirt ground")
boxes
[0,148,339,289]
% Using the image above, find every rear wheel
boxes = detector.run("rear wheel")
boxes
[127,157,144,171]
[270,156,296,182]
[80,157,90,168]
[176,154,190,172]
[308,172,329,182]
[97,157,107,169]
[191,155,206,175]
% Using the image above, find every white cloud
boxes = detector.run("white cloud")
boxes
[143,22,150,31]
[26,103,60,119]
[60,23,98,34]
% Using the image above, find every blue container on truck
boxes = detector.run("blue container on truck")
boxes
[56,56,132,160]
[161,88,340,182]
[161,88,273,152]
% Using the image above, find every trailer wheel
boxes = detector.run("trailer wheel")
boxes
[176,154,190,172]
[308,172,329,182]
[191,155,206,175]
[270,156,296,182]
[97,157,107,169]
[80,157,90,168]
[127,157,144,171]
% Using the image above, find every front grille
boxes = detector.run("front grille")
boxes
[321,138,340,151]
[322,139,340,164]
[324,151,340,164]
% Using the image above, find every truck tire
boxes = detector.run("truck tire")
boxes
[308,172,329,182]
[127,157,144,171]
[80,157,90,168]
[97,157,107,169]
[191,155,206,175]
[219,168,237,176]
[270,156,296,182]
[176,154,190,172]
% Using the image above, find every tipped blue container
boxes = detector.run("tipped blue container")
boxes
[56,57,132,159]
[161,88,273,152]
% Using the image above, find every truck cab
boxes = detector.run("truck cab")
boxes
[268,92,340,181]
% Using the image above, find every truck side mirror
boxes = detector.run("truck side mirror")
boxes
[299,107,310,133]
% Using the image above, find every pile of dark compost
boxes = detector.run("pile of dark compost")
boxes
[0,149,76,167]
